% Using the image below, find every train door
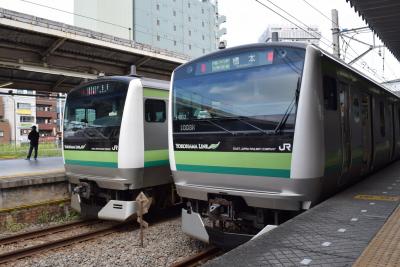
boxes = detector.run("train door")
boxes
[338,82,351,185]
[360,93,372,174]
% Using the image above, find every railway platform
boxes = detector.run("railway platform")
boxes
[206,161,400,266]
[0,157,67,211]
[0,157,64,180]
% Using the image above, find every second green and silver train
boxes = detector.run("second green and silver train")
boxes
[63,76,173,220]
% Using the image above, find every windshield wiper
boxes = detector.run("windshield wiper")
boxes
[201,118,235,135]
[230,116,273,135]
[273,78,301,134]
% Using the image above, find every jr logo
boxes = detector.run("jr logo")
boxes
[112,145,119,151]
[278,143,291,152]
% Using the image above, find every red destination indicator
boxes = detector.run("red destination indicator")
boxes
[201,63,207,73]
[267,51,274,62]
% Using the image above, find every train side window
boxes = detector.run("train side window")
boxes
[323,76,337,110]
[145,99,166,122]
[398,108,400,129]
[379,101,385,137]
[353,97,360,123]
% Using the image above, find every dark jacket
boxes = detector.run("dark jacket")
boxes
[28,130,39,146]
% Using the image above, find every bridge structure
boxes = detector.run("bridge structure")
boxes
[0,8,188,93]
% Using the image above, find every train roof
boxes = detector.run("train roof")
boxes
[68,76,169,94]
[174,41,397,100]
[313,44,398,99]
[174,42,306,73]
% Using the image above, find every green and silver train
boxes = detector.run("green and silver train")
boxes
[169,43,400,247]
[63,76,172,220]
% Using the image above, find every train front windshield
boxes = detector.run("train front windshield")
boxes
[63,81,128,151]
[173,47,305,135]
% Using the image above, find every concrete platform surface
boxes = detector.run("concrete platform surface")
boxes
[206,161,400,266]
[0,157,65,179]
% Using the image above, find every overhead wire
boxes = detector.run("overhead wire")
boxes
[254,0,386,82]
[299,0,396,81]
[299,0,388,82]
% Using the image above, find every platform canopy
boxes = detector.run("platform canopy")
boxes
[346,0,400,61]
[0,8,187,93]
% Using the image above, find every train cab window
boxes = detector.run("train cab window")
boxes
[380,101,386,137]
[323,76,337,110]
[145,99,166,122]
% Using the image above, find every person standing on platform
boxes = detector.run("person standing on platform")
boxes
[26,125,39,160]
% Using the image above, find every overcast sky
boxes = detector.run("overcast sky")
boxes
[0,0,398,82]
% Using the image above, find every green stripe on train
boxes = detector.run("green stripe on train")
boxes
[64,150,118,168]
[64,150,117,163]
[174,151,292,178]
[174,151,292,169]
[65,159,118,168]
[176,164,290,178]
[144,149,169,167]
[144,88,168,98]
[64,149,169,168]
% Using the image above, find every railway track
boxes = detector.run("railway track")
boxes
[171,247,222,267]
[0,220,123,264]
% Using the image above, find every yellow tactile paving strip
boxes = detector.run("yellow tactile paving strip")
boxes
[353,204,400,267]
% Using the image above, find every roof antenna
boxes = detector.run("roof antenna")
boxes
[130,65,137,76]
[271,32,279,42]
[218,40,227,49]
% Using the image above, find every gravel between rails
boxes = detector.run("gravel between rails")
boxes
[0,221,113,255]
[6,218,208,267]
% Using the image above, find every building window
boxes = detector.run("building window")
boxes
[173,25,176,31]
[0,131,3,137]
[17,103,31,109]
[145,99,166,122]
[174,40,177,46]
[173,10,176,16]
[157,19,160,26]
[188,2,191,8]
[156,4,159,10]
[202,35,205,40]
[188,16,191,22]
[202,8,204,14]
[36,117,46,124]
[20,116,34,122]
[189,44,192,50]
[20,129,29,135]
[37,105,52,112]
[202,21,205,27]
[202,48,205,54]
[157,35,160,41]
[188,30,191,36]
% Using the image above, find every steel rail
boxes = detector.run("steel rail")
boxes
[171,247,222,267]
[0,222,124,264]
[0,220,99,246]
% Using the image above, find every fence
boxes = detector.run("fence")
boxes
[0,140,62,159]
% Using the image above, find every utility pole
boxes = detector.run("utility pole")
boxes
[331,9,340,59]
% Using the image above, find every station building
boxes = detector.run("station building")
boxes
[259,24,321,45]
[73,0,226,58]
[0,89,61,144]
